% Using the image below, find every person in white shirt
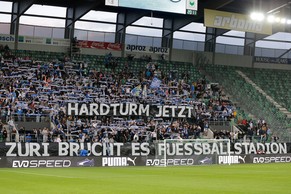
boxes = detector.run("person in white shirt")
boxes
[54,135,62,143]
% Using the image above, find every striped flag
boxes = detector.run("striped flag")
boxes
[142,84,147,98]
[150,77,161,89]
[131,85,142,96]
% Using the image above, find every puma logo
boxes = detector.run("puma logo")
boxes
[238,155,246,163]
[127,157,137,166]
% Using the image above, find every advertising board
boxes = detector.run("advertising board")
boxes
[0,142,290,168]
[204,9,272,35]
[0,34,70,46]
[77,40,122,51]
[254,57,291,64]
[125,45,170,55]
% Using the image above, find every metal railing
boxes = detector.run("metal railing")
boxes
[9,114,50,123]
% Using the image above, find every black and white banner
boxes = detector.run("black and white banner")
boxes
[0,155,211,168]
[2,153,291,168]
[67,103,194,118]
[0,142,291,168]
[251,154,291,164]
[1,142,290,157]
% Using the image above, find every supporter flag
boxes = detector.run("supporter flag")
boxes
[131,85,142,96]
[230,118,235,126]
[165,89,169,97]
[142,85,147,98]
[150,77,161,89]
[191,82,195,92]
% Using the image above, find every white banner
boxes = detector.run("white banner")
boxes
[4,142,288,157]
[67,103,193,118]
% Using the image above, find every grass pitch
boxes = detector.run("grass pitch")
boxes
[0,163,290,194]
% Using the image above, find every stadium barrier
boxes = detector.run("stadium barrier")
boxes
[0,142,290,168]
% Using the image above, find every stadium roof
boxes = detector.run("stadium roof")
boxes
[2,0,291,28]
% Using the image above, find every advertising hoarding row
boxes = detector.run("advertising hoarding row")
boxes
[0,142,290,168]
[0,34,70,46]
[0,34,170,55]
[1,154,291,168]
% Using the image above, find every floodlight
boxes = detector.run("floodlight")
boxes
[250,12,264,21]
[267,15,275,23]
[280,18,286,23]
[287,20,291,24]
[257,13,265,21]
[250,12,257,20]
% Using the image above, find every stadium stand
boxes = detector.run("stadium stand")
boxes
[1,43,290,144]
[0,0,290,145]
[201,64,291,142]
[0,47,242,143]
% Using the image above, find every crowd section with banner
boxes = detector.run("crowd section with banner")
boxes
[0,142,291,168]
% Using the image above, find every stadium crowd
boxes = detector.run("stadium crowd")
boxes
[0,46,241,143]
